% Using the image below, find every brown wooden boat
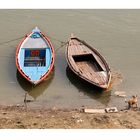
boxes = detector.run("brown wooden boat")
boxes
[66,34,111,89]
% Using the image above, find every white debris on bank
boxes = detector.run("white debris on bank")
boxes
[84,109,105,113]
[105,107,118,113]
[114,91,126,97]
[83,107,118,114]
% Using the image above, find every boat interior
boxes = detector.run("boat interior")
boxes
[72,53,108,85]
[72,54,104,72]
[24,49,46,67]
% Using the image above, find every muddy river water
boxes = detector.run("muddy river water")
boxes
[0,10,140,109]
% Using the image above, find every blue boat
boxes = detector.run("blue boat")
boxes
[16,27,55,85]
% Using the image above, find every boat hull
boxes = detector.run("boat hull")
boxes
[66,35,111,89]
[16,28,55,85]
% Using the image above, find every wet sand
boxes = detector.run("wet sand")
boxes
[0,105,140,128]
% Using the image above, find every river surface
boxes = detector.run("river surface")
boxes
[0,10,140,109]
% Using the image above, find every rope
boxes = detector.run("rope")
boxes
[0,36,24,46]
[0,34,68,58]
[0,55,14,58]
[55,41,68,53]
[0,35,66,47]
[46,34,66,44]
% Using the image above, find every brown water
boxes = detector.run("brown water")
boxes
[0,10,140,109]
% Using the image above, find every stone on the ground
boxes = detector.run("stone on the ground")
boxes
[114,91,126,97]
[105,107,118,113]
[84,109,105,113]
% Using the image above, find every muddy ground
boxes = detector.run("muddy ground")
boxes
[0,105,140,129]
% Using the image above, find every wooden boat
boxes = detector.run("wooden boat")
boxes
[15,27,55,85]
[66,34,111,89]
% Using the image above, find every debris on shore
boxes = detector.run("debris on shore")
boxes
[114,91,126,97]
[105,107,118,113]
[84,108,105,113]
[83,107,118,114]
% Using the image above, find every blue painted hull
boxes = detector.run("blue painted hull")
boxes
[16,27,55,85]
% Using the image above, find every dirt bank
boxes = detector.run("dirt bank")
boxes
[0,105,140,129]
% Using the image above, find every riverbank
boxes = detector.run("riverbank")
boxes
[0,105,140,128]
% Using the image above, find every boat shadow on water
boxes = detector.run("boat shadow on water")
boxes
[16,68,55,101]
[66,66,111,106]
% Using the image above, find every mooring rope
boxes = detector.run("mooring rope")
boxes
[47,35,66,44]
[0,34,68,58]
[55,41,68,52]
[0,36,24,46]
[46,34,68,52]
[0,35,67,47]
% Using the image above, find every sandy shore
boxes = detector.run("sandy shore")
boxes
[0,105,140,129]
